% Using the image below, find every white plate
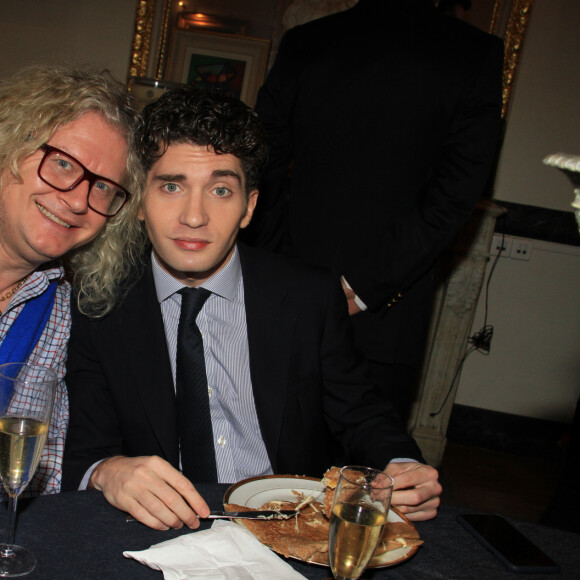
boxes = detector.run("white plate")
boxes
[223,474,419,568]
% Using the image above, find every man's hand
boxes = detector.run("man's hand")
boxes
[89,455,210,530]
[340,278,362,316]
[385,462,441,521]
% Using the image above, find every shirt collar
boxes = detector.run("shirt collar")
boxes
[32,263,64,284]
[151,245,242,304]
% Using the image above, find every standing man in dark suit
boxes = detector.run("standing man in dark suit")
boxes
[244,0,504,419]
[63,87,441,530]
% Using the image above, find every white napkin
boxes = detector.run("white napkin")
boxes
[123,520,307,580]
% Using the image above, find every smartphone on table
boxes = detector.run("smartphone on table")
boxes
[456,513,560,574]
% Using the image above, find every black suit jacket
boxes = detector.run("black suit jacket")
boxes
[62,244,422,490]
[244,0,504,366]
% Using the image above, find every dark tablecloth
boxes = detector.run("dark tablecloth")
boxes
[3,486,578,579]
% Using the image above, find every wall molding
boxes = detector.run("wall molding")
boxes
[494,200,580,247]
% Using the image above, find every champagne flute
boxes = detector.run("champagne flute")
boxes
[0,363,56,577]
[329,466,393,580]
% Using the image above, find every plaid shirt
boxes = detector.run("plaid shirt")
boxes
[0,265,70,498]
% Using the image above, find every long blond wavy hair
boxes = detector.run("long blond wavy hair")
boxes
[0,64,148,318]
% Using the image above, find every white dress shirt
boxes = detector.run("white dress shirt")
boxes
[153,246,273,483]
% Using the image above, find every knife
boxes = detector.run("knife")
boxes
[207,510,298,520]
[125,510,298,523]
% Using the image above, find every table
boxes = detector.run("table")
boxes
[4,486,579,579]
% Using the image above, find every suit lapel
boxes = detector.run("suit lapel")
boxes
[239,245,297,471]
[119,262,179,464]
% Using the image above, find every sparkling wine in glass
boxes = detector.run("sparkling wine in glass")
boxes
[0,363,56,577]
[329,466,393,580]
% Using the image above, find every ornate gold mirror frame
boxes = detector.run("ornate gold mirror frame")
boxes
[128,0,534,117]
[129,0,173,80]
[489,0,535,117]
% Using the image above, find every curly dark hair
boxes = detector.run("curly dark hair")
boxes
[136,87,269,193]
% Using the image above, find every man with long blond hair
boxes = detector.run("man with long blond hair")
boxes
[0,64,139,497]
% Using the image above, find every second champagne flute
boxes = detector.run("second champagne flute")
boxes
[0,362,57,577]
[329,465,393,580]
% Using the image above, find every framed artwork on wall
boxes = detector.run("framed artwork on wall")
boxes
[165,29,270,107]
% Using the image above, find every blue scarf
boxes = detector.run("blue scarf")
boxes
[0,281,58,405]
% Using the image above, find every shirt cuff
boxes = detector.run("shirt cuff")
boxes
[79,459,105,490]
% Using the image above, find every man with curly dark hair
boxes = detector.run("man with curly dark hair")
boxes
[63,87,441,530]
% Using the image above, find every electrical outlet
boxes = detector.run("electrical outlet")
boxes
[491,234,513,257]
[511,240,532,260]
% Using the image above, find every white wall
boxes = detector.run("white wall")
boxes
[455,238,580,423]
[0,0,137,82]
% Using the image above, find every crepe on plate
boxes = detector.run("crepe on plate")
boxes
[224,467,423,565]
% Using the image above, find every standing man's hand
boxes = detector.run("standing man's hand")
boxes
[89,455,210,530]
[341,278,362,316]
